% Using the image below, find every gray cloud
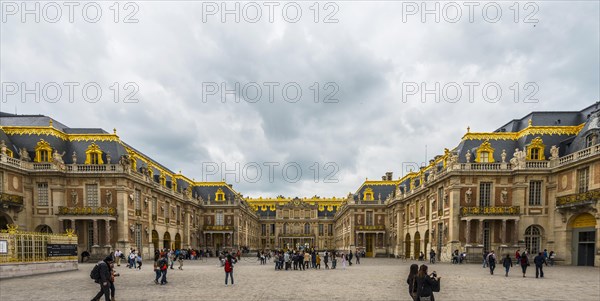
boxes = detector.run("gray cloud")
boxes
[1,1,598,197]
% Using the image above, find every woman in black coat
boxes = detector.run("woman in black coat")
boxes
[520,252,529,277]
[406,264,419,301]
[416,264,440,301]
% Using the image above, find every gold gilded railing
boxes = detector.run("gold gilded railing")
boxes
[0,193,24,205]
[556,190,600,207]
[0,225,78,264]
[355,225,385,231]
[203,225,234,231]
[460,206,520,216]
[57,206,117,216]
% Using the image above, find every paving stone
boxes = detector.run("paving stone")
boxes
[0,258,598,301]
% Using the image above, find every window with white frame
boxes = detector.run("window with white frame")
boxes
[86,184,98,207]
[37,182,49,206]
[529,181,542,206]
[216,211,224,226]
[577,167,589,193]
[479,182,492,207]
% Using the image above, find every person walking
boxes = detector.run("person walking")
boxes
[108,261,119,301]
[341,252,347,270]
[502,254,513,277]
[91,256,114,301]
[520,252,529,277]
[487,250,497,275]
[160,255,169,285]
[114,250,122,267]
[416,264,440,301]
[355,250,360,264]
[429,249,436,264]
[324,251,329,269]
[406,264,419,301]
[348,251,353,266]
[332,252,337,269]
[178,253,184,270]
[534,252,545,278]
[482,250,489,268]
[224,254,235,286]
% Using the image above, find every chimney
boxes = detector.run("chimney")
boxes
[386,172,393,181]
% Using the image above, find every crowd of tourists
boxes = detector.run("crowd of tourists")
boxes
[270,249,361,271]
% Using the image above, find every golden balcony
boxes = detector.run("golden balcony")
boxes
[355,225,385,231]
[556,189,599,208]
[203,225,234,231]
[57,206,117,216]
[460,206,520,216]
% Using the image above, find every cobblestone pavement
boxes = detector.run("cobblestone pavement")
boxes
[1,257,599,301]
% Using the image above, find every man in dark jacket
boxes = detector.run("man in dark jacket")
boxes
[348,251,353,266]
[91,255,114,301]
[534,252,545,278]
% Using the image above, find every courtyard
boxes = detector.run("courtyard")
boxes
[0,257,598,301]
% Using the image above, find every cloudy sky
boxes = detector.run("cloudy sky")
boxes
[1,1,599,198]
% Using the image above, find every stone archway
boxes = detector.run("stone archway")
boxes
[0,212,13,230]
[152,230,159,251]
[163,232,171,250]
[175,233,182,250]
[414,231,421,259]
[569,213,597,266]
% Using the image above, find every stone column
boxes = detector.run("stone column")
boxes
[70,219,77,231]
[501,219,507,244]
[513,220,520,245]
[478,219,484,245]
[92,219,99,247]
[105,219,111,247]
[465,219,471,244]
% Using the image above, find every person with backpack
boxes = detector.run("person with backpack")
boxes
[159,255,169,285]
[224,254,236,286]
[520,252,529,277]
[154,256,162,285]
[90,256,114,301]
[416,264,440,301]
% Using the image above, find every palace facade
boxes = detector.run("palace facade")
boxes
[0,104,598,266]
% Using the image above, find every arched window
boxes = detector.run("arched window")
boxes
[525,225,543,254]
[84,142,104,164]
[475,140,495,163]
[36,224,52,234]
[34,139,52,162]
[215,188,225,201]
[527,137,545,160]
[363,187,374,201]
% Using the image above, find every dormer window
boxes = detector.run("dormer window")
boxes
[215,188,225,201]
[34,139,52,162]
[84,143,104,164]
[475,140,495,163]
[527,137,545,160]
[363,187,374,201]
[586,134,597,148]
[160,174,166,186]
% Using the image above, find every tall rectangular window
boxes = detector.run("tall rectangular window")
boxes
[216,211,224,226]
[152,197,157,216]
[37,182,49,206]
[135,224,142,253]
[578,167,589,193]
[366,211,373,226]
[328,224,333,236]
[261,224,266,236]
[270,224,275,234]
[319,224,324,236]
[134,189,141,211]
[86,184,98,207]
[437,187,444,211]
[529,181,542,205]
[530,148,540,160]
[176,205,181,223]
[479,182,492,207]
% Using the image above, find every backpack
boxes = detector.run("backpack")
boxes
[90,261,104,281]
[224,260,232,273]
[159,258,168,271]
